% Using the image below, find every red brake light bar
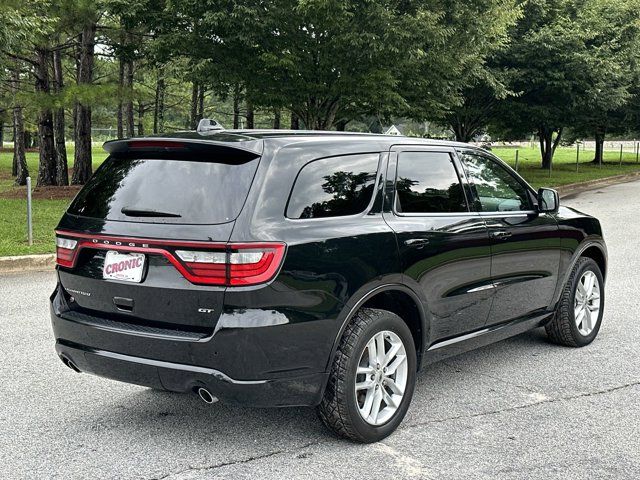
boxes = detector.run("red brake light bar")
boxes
[54,231,286,287]
[128,140,186,150]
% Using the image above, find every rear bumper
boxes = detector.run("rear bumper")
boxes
[55,340,327,407]
[50,285,329,407]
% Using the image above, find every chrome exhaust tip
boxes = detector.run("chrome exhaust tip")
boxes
[60,355,81,373]
[197,387,218,404]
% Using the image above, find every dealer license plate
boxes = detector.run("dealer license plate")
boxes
[103,251,145,283]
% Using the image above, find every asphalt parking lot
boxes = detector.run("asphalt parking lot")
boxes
[1,180,639,480]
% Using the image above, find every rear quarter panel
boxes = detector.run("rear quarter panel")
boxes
[223,138,402,377]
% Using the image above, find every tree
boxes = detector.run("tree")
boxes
[490,0,640,169]
[0,0,41,185]
[10,65,29,185]
[443,75,509,143]
[571,0,640,164]
[406,0,521,138]
[1,1,59,186]
[162,1,520,131]
[34,45,57,186]
[52,45,69,185]
[72,10,97,184]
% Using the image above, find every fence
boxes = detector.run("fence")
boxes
[509,140,640,178]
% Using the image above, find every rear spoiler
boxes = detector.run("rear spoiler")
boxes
[103,137,263,160]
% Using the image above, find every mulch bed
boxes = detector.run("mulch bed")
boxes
[0,185,82,200]
[0,148,39,153]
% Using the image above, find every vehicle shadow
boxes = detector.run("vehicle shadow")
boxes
[70,327,553,452]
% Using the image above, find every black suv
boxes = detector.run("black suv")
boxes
[51,130,607,442]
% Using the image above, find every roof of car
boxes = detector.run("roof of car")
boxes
[103,129,475,156]
[165,129,469,147]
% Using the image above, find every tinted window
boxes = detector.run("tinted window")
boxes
[395,152,467,213]
[287,154,379,219]
[458,151,531,212]
[68,156,259,224]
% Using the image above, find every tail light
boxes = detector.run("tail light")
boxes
[56,236,78,268]
[55,231,286,287]
[176,243,286,286]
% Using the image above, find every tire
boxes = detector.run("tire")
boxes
[546,257,605,347]
[317,308,417,443]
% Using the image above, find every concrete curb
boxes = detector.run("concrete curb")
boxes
[0,254,55,275]
[557,171,640,198]
[1,173,639,275]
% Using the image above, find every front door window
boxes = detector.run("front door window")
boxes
[458,152,531,212]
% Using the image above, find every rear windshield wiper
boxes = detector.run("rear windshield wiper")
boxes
[121,207,182,218]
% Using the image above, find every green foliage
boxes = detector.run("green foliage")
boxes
[158,0,523,129]
[489,0,640,167]
[571,0,640,138]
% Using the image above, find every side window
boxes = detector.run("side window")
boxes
[395,151,467,214]
[286,153,379,219]
[458,151,531,212]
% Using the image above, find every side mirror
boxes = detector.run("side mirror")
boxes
[537,188,559,213]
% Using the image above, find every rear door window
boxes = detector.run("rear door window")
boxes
[68,155,259,224]
[286,153,380,219]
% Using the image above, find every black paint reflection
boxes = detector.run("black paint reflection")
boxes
[287,154,379,219]
[395,152,467,213]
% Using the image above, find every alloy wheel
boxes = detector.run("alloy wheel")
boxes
[354,330,408,426]
[574,270,601,336]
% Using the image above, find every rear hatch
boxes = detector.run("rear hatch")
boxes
[55,138,265,336]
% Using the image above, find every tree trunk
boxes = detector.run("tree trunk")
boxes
[290,112,299,130]
[452,117,473,143]
[302,108,317,130]
[52,47,68,186]
[153,68,165,134]
[593,128,605,165]
[537,126,563,170]
[72,21,96,185]
[233,86,241,129]
[197,84,204,122]
[137,101,144,136]
[13,107,28,186]
[11,66,28,185]
[0,120,4,147]
[336,119,349,131]
[273,108,281,129]
[24,130,33,149]
[11,118,18,176]
[246,98,254,129]
[35,47,56,187]
[190,82,198,129]
[117,58,124,138]
[124,58,135,137]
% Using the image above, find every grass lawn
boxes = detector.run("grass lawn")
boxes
[492,146,640,189]
[0,147,107,257]
[0,143,639,257]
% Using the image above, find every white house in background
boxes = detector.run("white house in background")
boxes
[384,125,402,136]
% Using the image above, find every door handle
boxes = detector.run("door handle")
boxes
[489,230,512,240]
[404,238,430,248]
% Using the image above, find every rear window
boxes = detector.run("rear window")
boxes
[68,155,259,224]
[286,153,379,219]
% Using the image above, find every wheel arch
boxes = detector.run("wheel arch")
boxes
[552,239,607,308]
[581,244,607,282]
[326,284,429,373]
